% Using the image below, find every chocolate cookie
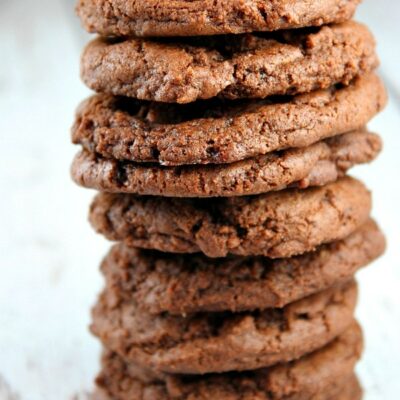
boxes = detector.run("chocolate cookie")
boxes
[89,177,371,258]
[76,0,361,37]
[72,73,386,166]
[94,323,362,399]
[91,281,357,374]
[101,220,385,315]
[81,22,377,103]
[72,130,381,197]
[94,374,362,400]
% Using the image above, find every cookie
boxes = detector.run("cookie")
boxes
[91,280,357,374]
[89,177,371,258]
[93,374,362,400]
[336,376,363,400]
[101,220,385,315]
[81,21,377,104]
[72,130,381,197]
[76,0,361,37]
[94,323,362,399]
[72,73,386,166]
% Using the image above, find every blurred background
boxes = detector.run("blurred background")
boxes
[0,0,399,399]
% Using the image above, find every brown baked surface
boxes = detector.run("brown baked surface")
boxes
[81,21,377,103]
[100,219,385,315]
[93,322,362,399]
[89,177,371,258]
[72,130,381,197]
[72,74,386,166]
[76,0,361,37]
[91,281,357,374]
[93,375,362,400]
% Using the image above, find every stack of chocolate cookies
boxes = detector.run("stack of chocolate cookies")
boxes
[72,1,387,398]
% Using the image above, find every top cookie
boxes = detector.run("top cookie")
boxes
[81,21,377,103]
[76,0,361,37]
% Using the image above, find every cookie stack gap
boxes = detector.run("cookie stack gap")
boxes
[72,1,387,398]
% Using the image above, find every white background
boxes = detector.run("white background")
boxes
[0,1,399,399]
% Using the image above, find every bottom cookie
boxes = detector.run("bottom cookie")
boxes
[94,322,363,400]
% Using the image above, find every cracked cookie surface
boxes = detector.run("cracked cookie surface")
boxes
[94,323,363,399]
[89,177,371,258]
[72,130,381,197]
[81,22,377,103]
[77,0,361,37]
[100,220,385,315]
[72,74,386,166]
[91,281,357,374]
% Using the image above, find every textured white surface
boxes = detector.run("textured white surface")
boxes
[0,0,399,399]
